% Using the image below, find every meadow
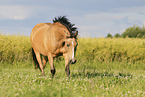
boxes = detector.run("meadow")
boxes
[0,34,145,97]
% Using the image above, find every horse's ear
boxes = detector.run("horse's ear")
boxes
[75,31,78,37]
[72,31,78,38]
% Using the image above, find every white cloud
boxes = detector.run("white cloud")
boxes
[0,5,31,20]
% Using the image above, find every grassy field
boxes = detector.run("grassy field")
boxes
[0,61,145,97]
[0,35,145,96]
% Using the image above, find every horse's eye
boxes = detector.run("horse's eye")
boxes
[66,44,70,47]
[62,42,65,47]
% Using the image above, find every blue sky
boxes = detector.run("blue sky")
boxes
[0,0,145,37]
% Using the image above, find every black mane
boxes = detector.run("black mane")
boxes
[53,16,77,34]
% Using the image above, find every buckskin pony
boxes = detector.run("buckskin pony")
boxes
[30,16,78,77]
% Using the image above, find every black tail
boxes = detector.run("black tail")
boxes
[32,48,40,69]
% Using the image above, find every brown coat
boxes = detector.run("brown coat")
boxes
[30,21,78,76]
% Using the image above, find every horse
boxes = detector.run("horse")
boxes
[30,16,78,77]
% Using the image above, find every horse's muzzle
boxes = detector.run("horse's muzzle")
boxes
[70,59,76,64]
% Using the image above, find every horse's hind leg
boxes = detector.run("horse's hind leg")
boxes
[34,50,45,76]
[32,48,39,69]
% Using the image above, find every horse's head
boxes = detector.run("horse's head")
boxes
[61,37,78,64]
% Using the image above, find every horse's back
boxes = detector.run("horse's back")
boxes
[31,23,51,34]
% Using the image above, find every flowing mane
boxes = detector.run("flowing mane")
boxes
[53,16,78,36]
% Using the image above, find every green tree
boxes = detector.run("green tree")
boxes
[122,25,145,38]
[106,33,113,38]
[114,33,121,38]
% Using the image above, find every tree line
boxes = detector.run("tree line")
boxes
[106,25,145,38]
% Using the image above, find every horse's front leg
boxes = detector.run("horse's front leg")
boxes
[42,56,48,69]
[64,55,70,77]
[48,54,55,77]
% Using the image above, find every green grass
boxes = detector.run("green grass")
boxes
[0,61,145,97]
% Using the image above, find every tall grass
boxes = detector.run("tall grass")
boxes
[77,37,145,63]
[0,34,31,63]
[1,34,145,63]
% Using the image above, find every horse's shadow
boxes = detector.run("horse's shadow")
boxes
[71,70,132,78]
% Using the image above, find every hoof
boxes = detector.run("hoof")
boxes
[51,68,56,76]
